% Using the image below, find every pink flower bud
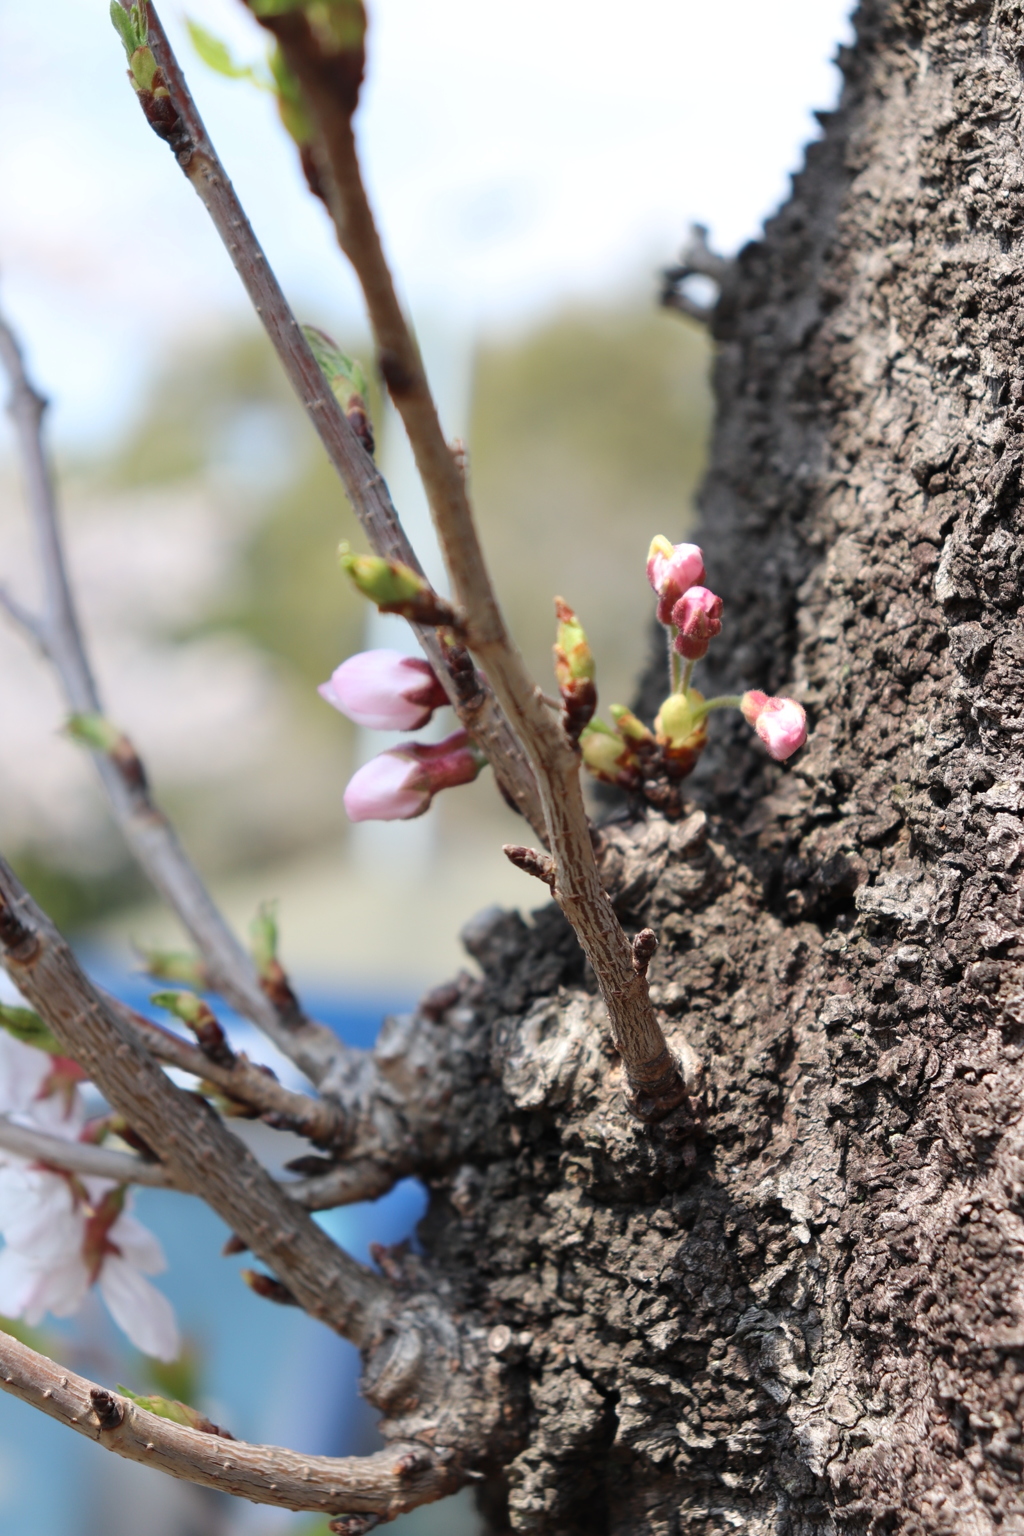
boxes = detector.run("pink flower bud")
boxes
[318,649,448,731]
[343,730,485,822]
[646,537,706,624]
[741,691,807,761]
[671,586,723,660]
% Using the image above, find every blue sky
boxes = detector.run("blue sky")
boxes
[0,0,853,447]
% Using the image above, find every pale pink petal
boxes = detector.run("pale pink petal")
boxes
[671,586,723,660]
[0,1034,52,1116]
[319,650,446,731]
[754,698,808,761]
[0,1244,89,1324]
[0,1246,45,1319]
[99,1256,180,1361]
[0,1167,83,1261]
[343,752,427,822]
[107,1210,167,1277]
[25,1085,87,1143]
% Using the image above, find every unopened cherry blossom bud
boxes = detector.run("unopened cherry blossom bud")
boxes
[318,649,448,731]
[671,586,723,660]
[646,536,706,624]
[344,730,486,822]
[741,691,808,761]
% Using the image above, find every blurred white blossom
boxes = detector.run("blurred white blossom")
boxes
[0,1032,179,1361]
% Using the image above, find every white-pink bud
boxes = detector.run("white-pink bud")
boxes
[646,537,706,625]
[343,730,485,822]
[671,586,723,660]
[318,649,448,731]
[741,691,807,761]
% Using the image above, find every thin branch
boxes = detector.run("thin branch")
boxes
[243,12,698,1120]
[660,223,729,324]
[0,304,346,1088]
[286,1158,398,1212]
[0,1115,175,1188]
[100,991,350,1147]
[0,857,393,1347]
[0,1112,396,1212]
[122,5,545,843]
[0,317,98,705]
[0,1329,456,1517]
[0,583,49,651]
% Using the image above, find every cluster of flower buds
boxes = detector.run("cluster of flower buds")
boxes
[579,537,807,804]
[0,1010,179,1360]
[319,648,487,821]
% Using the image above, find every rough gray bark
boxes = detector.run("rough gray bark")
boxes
[405,2,1024,1530]
[6,2,1022,1530]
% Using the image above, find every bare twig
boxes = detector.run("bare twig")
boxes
[0,1330,457,1517]
[0,583,48,650]
[0,1115,175,1188]
[0,1112,398,1214]
[102,991,350,1147]
[119,4,545,842]
[660,223,729,323]
[243,11,696,1120]
[0,857,392,1346]
[0,306,348,1087]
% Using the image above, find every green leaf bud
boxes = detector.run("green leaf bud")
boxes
[579,720,631,785]
[249,900,279,980]
[129,45,159,92]
[609,704,654,744]
[135,947,208,988]
[553,597,594,687]
[116,1386,232,1438]
[338,544,458,627]
[0,1003,63,1057]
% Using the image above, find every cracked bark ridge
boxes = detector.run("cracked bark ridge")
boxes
[403,3,1024,1529]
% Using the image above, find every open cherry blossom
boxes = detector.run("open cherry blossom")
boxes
[0,1031,180,1360]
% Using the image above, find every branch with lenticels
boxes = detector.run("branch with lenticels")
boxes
[243,3,700,1120]
[101,990,349,1147]
[0,855,391,1344]
[115,1,545,844]
[0,855,503,1510]
[0,1329,458,1521]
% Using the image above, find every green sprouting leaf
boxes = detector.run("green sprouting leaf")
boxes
[302,326,368,400]
[135,946,208,988]
[249,899,279,978]
[129,44,159,93]
[268,45,312,145]
[186,19,268,87]
[247,0,310,17]
[116,1386,230,1435]
[0,1003,63,1056]
[65,712,122,753]
[109,1,140,59]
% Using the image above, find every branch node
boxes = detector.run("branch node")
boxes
[631,927,659,979]
[90,1388,125,1431]
[502,844,556,888]
[329,1517,381,1536]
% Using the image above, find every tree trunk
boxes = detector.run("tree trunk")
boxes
[422,3,1024,1530]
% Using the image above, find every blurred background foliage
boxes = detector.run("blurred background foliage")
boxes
[1,298,710,955]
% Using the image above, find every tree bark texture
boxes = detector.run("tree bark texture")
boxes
[411,3,1024,1531]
